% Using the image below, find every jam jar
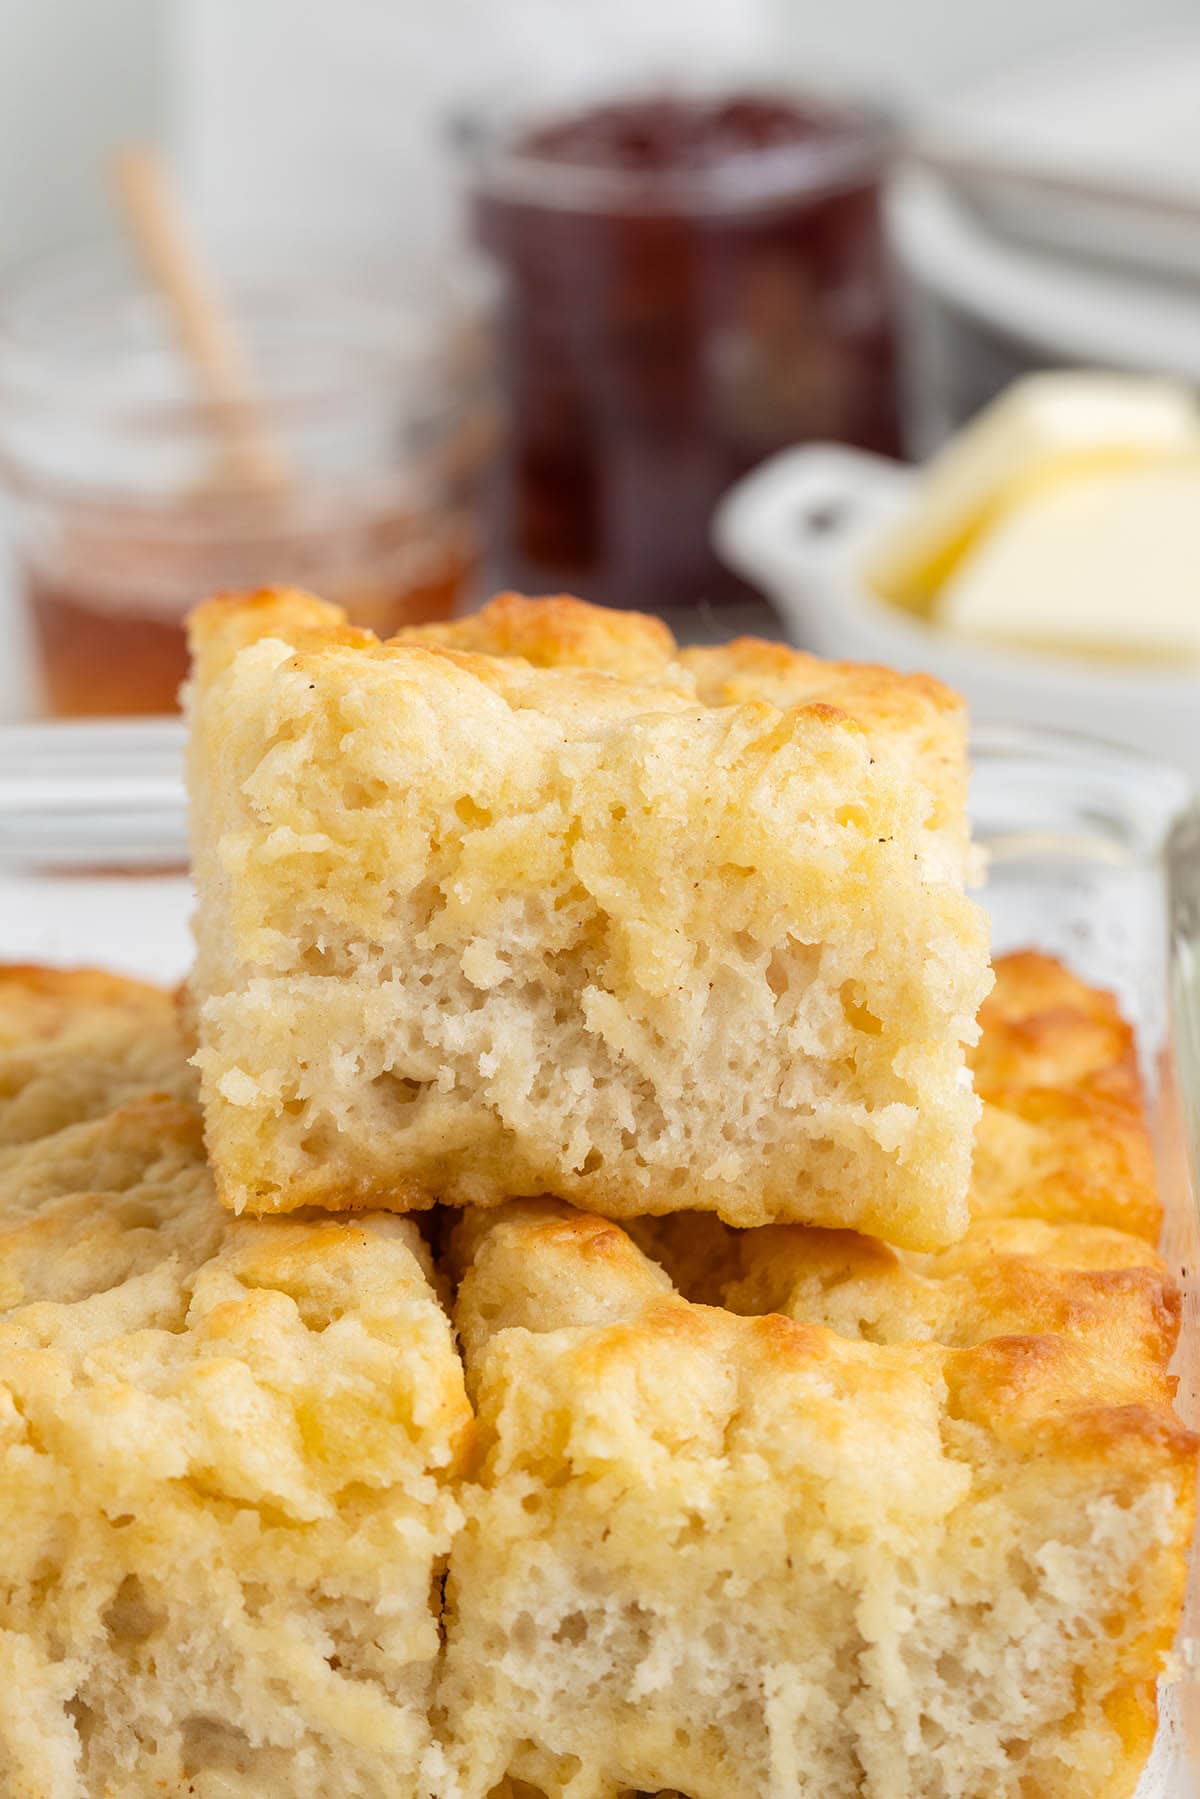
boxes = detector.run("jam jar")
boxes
[464,88,900,612]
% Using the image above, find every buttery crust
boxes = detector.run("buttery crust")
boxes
[185,589,990,1246]
[0,963,195,1151]
[397,596,970,851]
[680,637,969,845]
[395,590,680,682]
[971,949,1159,1238]
[972,948,1142,1100]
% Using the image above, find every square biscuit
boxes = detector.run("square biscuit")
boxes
[186,590,990,1248]
[439,1196,1196,1799]
[0,967,471,1799]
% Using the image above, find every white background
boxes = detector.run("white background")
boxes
[2,0,1199,267]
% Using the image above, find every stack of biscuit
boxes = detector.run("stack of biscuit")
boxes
[0,592,1194,1799]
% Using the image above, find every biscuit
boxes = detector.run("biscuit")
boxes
[185,590,990,1248]
[439,1197,1196,1799]
[0,968,471,1799]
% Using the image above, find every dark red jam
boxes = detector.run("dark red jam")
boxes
[472,91,900,611]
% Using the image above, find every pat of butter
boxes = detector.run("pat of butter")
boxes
[865,371,1200,613]
[937,461,1200,663]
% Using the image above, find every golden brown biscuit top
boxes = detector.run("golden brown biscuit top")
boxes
[0,963,182,1069]
[187,588,967,838]
[972,949,1140,1101]
[969,950,1158,1240]
[0,964,196,1156]
[395,590,679,682]
[453,1198,1194,1489]
[681,636,963,752]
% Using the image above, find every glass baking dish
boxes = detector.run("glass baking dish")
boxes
[0,715,1197,1796]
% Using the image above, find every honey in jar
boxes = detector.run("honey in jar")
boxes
[0,256,495,716]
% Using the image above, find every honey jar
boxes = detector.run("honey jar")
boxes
[0,253,495,715]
